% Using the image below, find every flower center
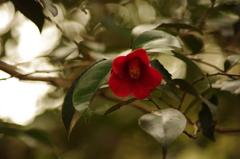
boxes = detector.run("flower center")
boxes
[128,58,141,79]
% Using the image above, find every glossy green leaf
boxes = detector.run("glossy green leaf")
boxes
[174,79,218,116]
[132,30,181,54]
[173,79,200,98]
[62,78,80,139]
[150,59,173,84]
[73,59,113,121]
[212,80,240,95]
[138,108,186,155]
[199,103,216,141]
[172,51,204,76]
[224,54,240,71]
[180,33,204,54]
[0,122,56,149]
[157,23,203,35]
[62,59,107,138]
[157,84,181,103]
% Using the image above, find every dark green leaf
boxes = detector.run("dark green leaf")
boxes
[150,59,173,85]
[201,98,218,117]
[139,108,186,155]
[62,59,106,137]
[213,79,240,95]
[10,0,44,32]
[199,103,216,141]
[80,107,94,123]
[173,79,218,116]
[157,84,181,103]
[173,79,200,98]
[172,51,204,76]
[103,98,137,116]
[132,30,181,54]
[180,33,204,54]
[73,59,113,121]
[157,23,203,35]
[0,122,56,149]
[224,55,240,71]
[62,80,80,138]
[224,60,231,71]
[25,129,55,148]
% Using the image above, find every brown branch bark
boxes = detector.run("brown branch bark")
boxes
[0,60,72,88]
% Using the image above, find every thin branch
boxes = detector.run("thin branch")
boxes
[0,60,72,88]
[190,58,224,72]
[157,97,177,109]
[103,98,138,116]
[22,61,92,76]
[191,72,240,86]
[215,127,240,134]
[148,96,161,109]
[183,131,198,139]
[196,0,216,29]
[100,92,152,114]
[178,92,186,110]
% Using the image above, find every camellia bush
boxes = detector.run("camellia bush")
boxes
[0,0,240,159]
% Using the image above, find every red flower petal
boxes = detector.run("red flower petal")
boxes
[125,49,149,65]
[108,48,163,99]
[139,66,162,89]
[108,71,135,97]
[112,56,126,77]
[131,82,151,99]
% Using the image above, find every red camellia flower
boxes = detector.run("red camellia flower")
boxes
[108,48,163,99]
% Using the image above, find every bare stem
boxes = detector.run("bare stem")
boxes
[148,96,161,109]
[190,58,224,72]
[215,127,240,134]
[0,60,72,88]
[183,131,198,139]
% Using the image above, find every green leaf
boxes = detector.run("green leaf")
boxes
[73,59,113,121]
[150,59,173,84]
[10,0,44,32]
[224,54,240,71]
[0,122,56,149]
[173,79,218,116]
[180,33,204,54]
[172,51,204,76]
[62,80,80,139]
[157,23,203,35]
[62,59,107,138]
[157,84,181,103]
[138,108,186,155]
[25,129,56,148]
[199,103,216,141]
[173,79,200,98]
[132,30,182,54]
[212,79,240,95]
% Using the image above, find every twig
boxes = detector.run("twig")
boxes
[100,92,152,114]
[22,61,92,76]
[148,96,161,109]
[215,127,240,134]
[0,60,72,88]
[190,58,224,72]
[196,0,216,30]
[178,92,186,110]
[191,72,240,86]
[183,131,198,139]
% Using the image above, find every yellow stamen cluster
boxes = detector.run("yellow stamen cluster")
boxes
[129,67,140,79]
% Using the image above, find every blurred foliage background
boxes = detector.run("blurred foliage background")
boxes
[0,0,240,158]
